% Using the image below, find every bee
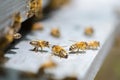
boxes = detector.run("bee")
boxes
[41,60,56,69]
[27,0,42,18]
[84,27,94,36]
[87,41,100,49]
[52,45,68,58]
[32,22,43,31]
[50,28,60,38]
[30,40,50,52]
[69,41,88,52]
[27,0,37,18]
[12,12,22,33]
[5,28,22,42]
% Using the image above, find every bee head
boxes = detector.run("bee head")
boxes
[52,45,56,49]
[69,45,75,51]
[69,46,72,51]
[30,41,38,46]
[64,54,68,58]
[44,41,50,48]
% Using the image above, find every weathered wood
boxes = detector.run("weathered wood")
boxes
[0,0,27,30]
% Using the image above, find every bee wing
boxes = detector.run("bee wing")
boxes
[69,40,77,42]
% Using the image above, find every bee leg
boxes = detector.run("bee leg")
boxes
[76,49,79,55]
[33,47,38,52]
[59,55,62,59]
[40,46,43,52]
[33,47,36,51]
[77,49,79,52]
[93,47,95,50]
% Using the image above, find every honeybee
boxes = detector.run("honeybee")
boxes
[32,22,43,31]
[30,40,50,52]
[27,0,37,18]
[50,28,60,38]
[5,28,22,42]
[87,41,100,49]
[84,27,94,36]
[49,0,70,9]
[52,45,68,58]
[27,0,42,18]
[41,60,56,69]
[69,41,88,52]
[12,12,22,33]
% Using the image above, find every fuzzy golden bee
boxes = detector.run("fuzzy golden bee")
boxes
[84,27,94,36]
[5,12,22,41]
[87,41,100,49]
[50,28,60,38]
[12,12,22,33]
[5,28,22,42]
[30,40,50,52]
[52,45,68,58]
[32,22,43,31]
[69,41,88,52]
[41,60,56,69]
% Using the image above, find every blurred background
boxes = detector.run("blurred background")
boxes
[95,36,120,80]
[81,0,120,80]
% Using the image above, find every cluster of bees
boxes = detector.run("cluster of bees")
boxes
[7,16,99,59]
[29,23,100,59]
[5,17,99,59]
[5,0,43,43]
